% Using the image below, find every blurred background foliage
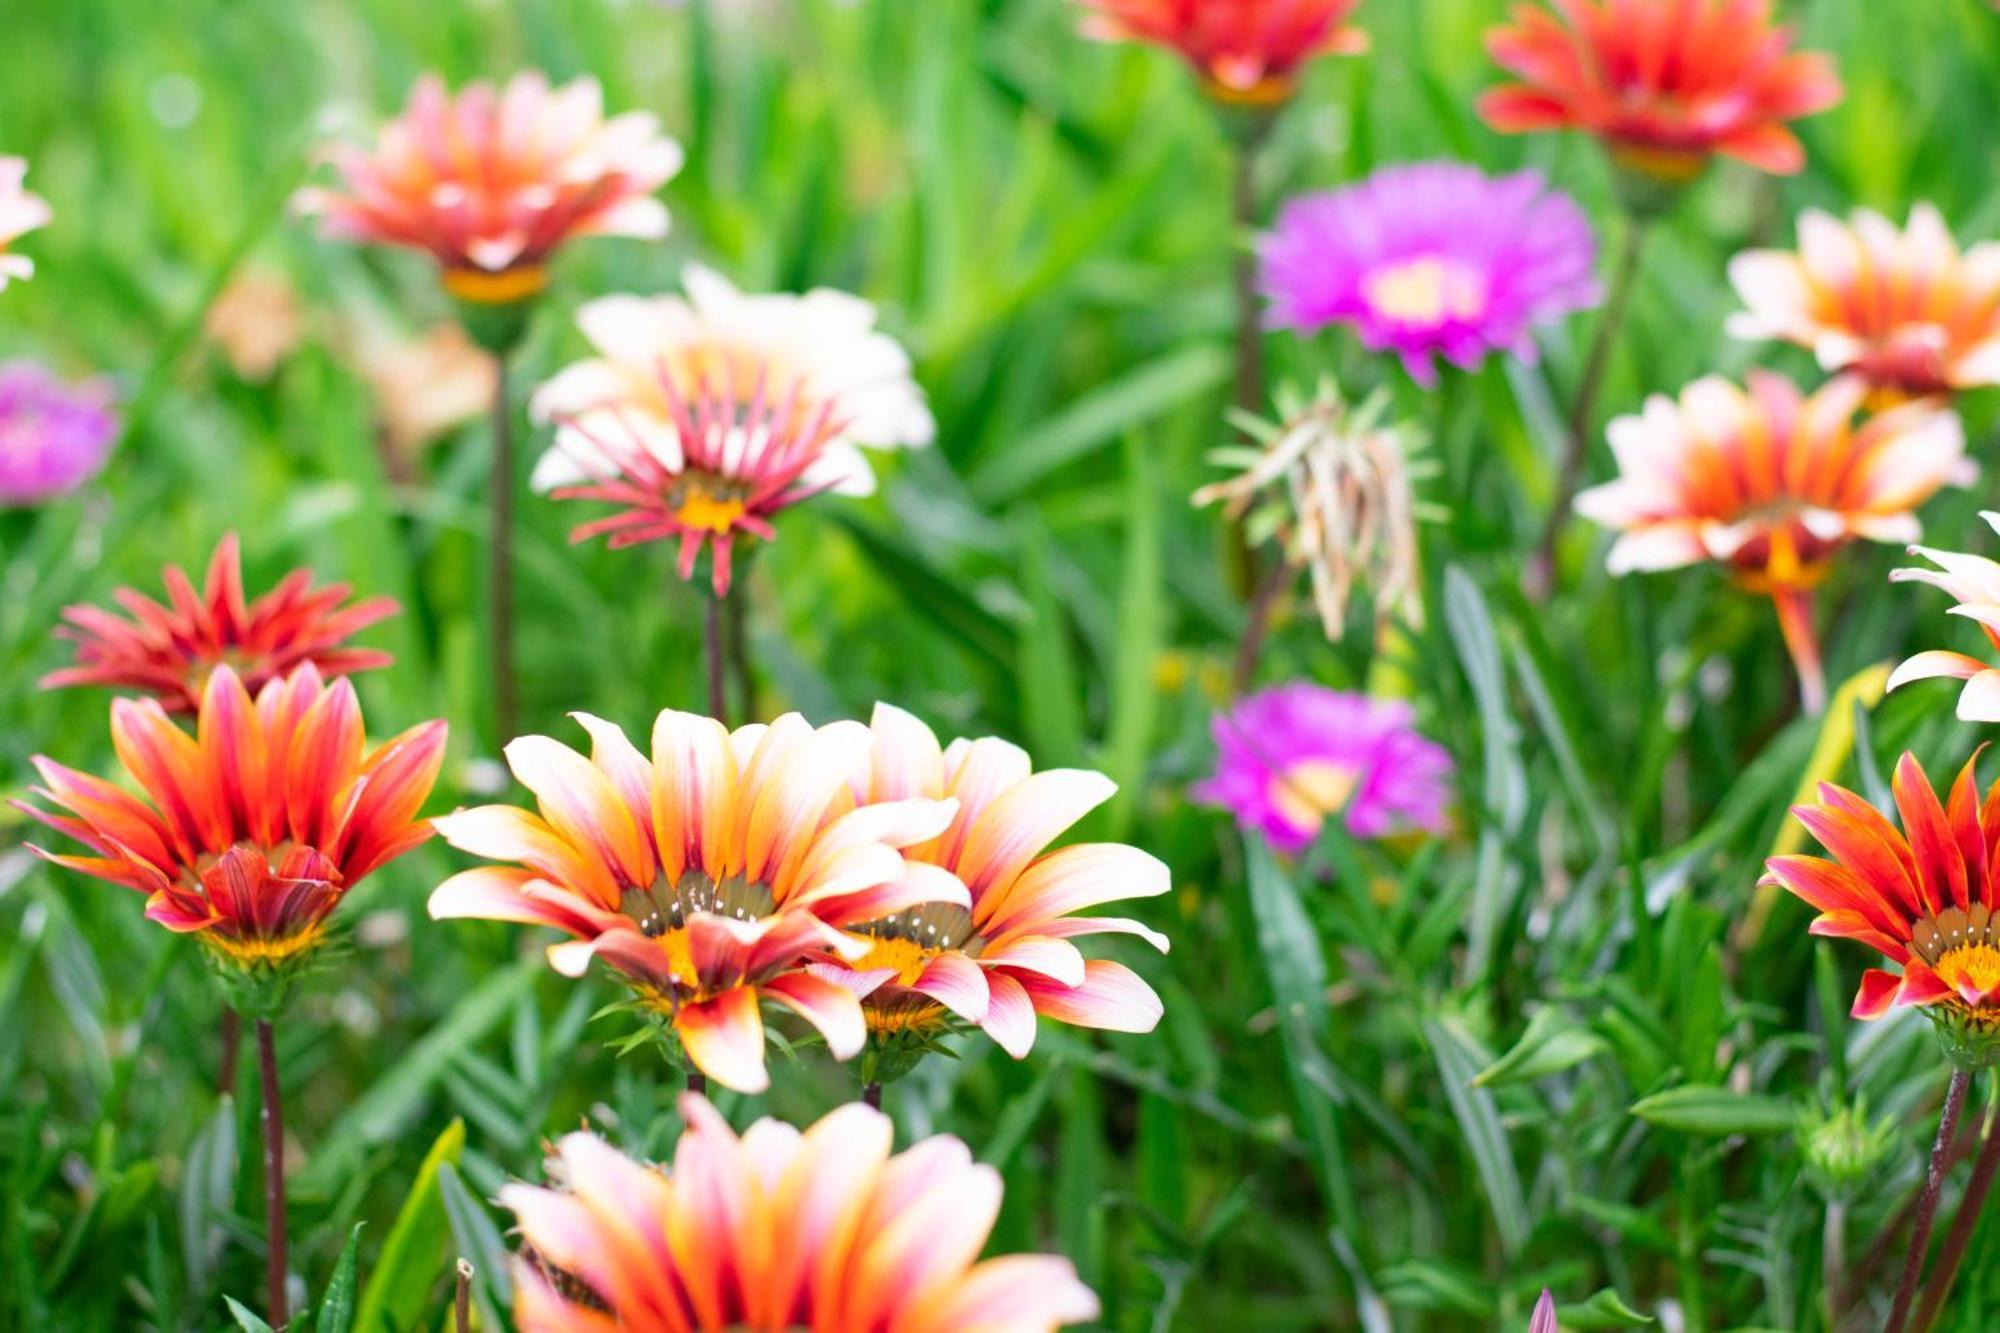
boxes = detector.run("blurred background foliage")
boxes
[3,0,2000,1328]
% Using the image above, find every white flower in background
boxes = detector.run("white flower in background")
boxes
[529,263,933,499]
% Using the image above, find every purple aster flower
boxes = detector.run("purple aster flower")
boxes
[1194,683,1453,854]
[1261,160,1601,386]
[0,361,117,507]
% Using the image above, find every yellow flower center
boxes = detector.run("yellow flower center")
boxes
[1268,759,1361,835]
[1937,944,2000,999]
[1362,256,1487,328]
[850,934,938,987]
[673,481,748,534]
[202,926,324,967]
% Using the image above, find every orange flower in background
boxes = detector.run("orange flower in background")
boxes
[20,665,446,990]
[530,266,934,595]
[0,155,52,290]
[429,710,970,1092]
[1767,754,2000,1063]
[1480,0,1842,182]
[1575,372,1969,713]
[1888,514,2000,721]
[41,534,397,712]
[505,1098,1100,1333]
[822,704,1170,1069]
[1078,0,1368,105]
[1729,205,2000,401]
[296,72,682,306]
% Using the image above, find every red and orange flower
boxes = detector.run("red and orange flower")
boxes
[297,71,682,308]
[506,1097,1100,1333]
[1480,0,1842,185]
[1077,0,1369,106]
[429,710,970,1092]
[41,534,397,712]
[21,664,446,1001]
[1767,754,2000,1066]
[1575,372,1969,714]
[821,704,1170,1073]
[1729,205,2000,402]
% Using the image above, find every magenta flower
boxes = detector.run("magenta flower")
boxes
[0,362,117,507]
[1261,161,1600,385]
[1194,684,1453,853]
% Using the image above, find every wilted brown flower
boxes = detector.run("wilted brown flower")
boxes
[340,319,497,474]
[204,267,305,381]
[1194,380,1432,641]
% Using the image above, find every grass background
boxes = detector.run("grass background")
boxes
[3,0,2000,1327]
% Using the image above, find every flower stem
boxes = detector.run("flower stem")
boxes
[725,574,754,718]
[489,355,518,747]
[1888,1068,1972,1333]
[256,1019,289,1329]
[1225,110,1274,603]
[219,1007,241,1100]
[686,1069,708,1097]
[863,1081,883,1110]
[1533,214,1648,592]
[1823,1198,1848,1327]
[704,587,729,723]
[1915,1089,2000,1331]
[1232,553,1290,695]
[454,1258,474,1333]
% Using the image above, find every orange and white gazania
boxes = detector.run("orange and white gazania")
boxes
[1077,0,1369,106]
[41,534,397,712]
[429,710,970,1092]
[506,1097,1100,1333]
[21,664,446,973]
[1766,754,2000,1036]
[1888,513,2000,722]
[1480,0,1842,182]
[529,265,934,593]
[0,155,51,290]
[1728,205,2000,401]
[823,704,1170,1059]
[1575,371,1969,713]
[297,72,682,305]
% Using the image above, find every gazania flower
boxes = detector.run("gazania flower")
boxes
[529,265,934,594]
[429,710,970,1092]
[0,361,117,507]
[1262,162,1599,386]
[1887,513,2000,721]
[1576,372,1969,713]
[341,319,497,468]
[41,533,397,711]
[1194,684,1452,854]
[1480,0,1842,183]
[296,72,682,307]
[1728,205,2000,401]
[506,1098,1099,1333]
[1530,1291,1557,1333]
[1195,380,1431,641]
[0,156,50,290]
[1077,0,1368,106]
[1766,753,2000,1064]
[20,664,446,998]
[818,704,1169,1068]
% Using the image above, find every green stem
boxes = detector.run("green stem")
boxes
[257,1019,289,1329]
[704,587,729,724]
[489,356,518,747]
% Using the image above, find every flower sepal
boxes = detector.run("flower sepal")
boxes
[200,929,341,1022]
[858,1020,961,1088]
[450,288,539,357]
[1608,152,1699,219]
[1927,1004,2000,1074]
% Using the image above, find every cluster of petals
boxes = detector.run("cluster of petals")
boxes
[297,72,682,301]
[1194,684,1453,854]
[0,360,118,507]
[529,266,934,594]
[429,709,970,1093]
[1887,514,2000,722]
[0,155,50,290]
[1729,204,2000,401]
[506,1097,1099,1333]
[1262,162,1599,386]
[1480,0,1843,179]
[818,704,1171,1057]
[1767,753,2000,1023]
[1077,0,1369,104]
[22,663,446,965]
[42,533,396,711]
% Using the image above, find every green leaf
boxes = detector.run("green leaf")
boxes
[223,1296,276,1332]
[353,1119,466,1333]
[437,1161,513,1311]
[1629,1086,1796,1137]
[1474,1007,1607,1087]
[313,1222,365,1333]
[1426,1017,1530,1257]
[1560,1288,1659,1327]
[1100,432,1165,841]
[1017,519,1087,768]
[179,1094,238,1301]
[1442,566,1527,984]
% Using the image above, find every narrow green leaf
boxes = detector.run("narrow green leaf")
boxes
[1426,1017,1530,1257]
[1629,1086,1795,1136]
[1560,1288,1659,1327]
[353,1119,466,1333]
[223,1296,276,1332]
[311,1222,365,1333]
[1474,1007,1607,1088]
